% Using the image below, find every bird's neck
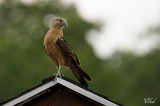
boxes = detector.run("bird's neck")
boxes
[52,24,63,30]
[50,28,63,37]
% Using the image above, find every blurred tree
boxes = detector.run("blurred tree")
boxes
[0,0,160,106]
[101,50,160,106]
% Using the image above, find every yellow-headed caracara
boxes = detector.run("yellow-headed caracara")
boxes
[43,17,92,87]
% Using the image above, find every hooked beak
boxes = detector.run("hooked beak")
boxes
[62,21,68,27]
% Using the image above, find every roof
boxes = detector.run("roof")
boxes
[0,75,122,106]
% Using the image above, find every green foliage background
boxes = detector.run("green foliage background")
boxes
[0,0,160,105]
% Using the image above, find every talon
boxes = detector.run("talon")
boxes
[58,73,62,78]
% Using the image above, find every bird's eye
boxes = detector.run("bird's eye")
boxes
[59,20,62,22]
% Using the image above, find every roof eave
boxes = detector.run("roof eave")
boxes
[1,76,121,106]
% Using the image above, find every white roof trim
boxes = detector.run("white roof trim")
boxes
[57,78,119,106]
[2,77,119,106]
[2,80,58,106]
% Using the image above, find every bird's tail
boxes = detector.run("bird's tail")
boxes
[79,67,92,82]
[68,62,91,87]
[69,64,88,87]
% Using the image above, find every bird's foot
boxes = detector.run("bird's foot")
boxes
[52,72,62,82]
[52,66,62,82]
[52,73,60,82]
[55,72,62,78]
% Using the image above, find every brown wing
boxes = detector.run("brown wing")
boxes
[56,36,80,65]
[56,36,92,81]
[56,36,90,87]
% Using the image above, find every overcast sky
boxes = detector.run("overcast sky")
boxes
[60,0,160,59]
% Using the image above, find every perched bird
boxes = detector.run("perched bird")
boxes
[43,17,92,87]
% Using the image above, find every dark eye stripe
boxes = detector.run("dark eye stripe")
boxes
[55,19,62,22]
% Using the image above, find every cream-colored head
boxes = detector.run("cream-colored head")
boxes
[52,17,68,29]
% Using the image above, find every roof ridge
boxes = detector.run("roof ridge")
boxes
[0,75,122,106]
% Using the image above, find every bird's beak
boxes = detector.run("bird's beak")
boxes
[62,21,68,27]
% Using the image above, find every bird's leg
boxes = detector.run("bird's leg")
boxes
[55,66,62,78]
[57,66,61,77]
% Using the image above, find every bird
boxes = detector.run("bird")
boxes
[43,17,92,87]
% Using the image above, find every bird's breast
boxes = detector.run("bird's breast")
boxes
[44,29,65,66]
[44,37,66,65]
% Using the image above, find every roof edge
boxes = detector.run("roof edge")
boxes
[0,75,122,106]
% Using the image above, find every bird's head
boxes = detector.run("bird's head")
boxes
[52,17,68,29]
